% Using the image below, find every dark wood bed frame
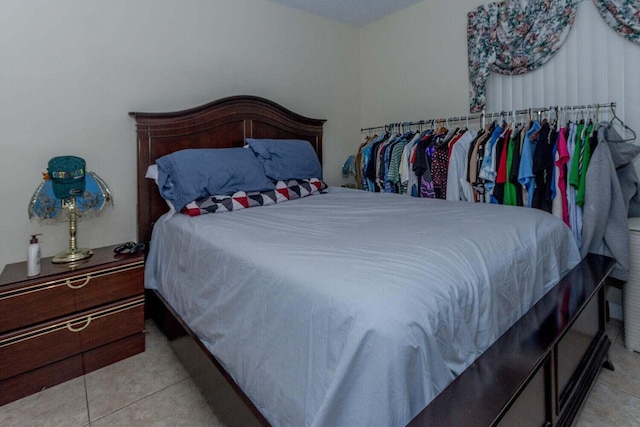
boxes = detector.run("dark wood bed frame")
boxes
[131,95,614,427]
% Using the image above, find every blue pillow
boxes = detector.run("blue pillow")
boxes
[156,148,275,212]
[246,139,323,181]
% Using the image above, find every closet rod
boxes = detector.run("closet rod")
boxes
[360,101,617,133]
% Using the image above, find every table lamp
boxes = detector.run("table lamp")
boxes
[28,156,113,264]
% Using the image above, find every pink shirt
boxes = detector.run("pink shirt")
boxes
[555,128,570,227]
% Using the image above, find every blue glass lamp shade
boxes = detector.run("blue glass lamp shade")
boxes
[28,172,113,221]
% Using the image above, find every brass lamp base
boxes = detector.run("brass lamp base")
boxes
[52,247,93,264]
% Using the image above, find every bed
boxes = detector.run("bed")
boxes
[131,96,614,427]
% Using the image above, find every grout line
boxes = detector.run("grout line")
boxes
[83,374,92,427]
[88,377,192,423]
[598,377,640,400]
[580,378,640,421]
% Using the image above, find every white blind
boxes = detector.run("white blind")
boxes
[485,0,640,132]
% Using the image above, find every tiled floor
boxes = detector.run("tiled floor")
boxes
[575,319,640,426]
[0,319,638,426]
[0,321,221,427]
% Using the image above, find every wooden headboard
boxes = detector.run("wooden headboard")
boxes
[130,95,326,247]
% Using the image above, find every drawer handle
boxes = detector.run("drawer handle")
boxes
[67,317,92,332]
[66,275,91,289]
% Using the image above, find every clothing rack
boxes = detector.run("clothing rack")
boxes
[360,102,617,133]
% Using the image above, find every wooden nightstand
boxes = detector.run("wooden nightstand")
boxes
[0,244,145,406]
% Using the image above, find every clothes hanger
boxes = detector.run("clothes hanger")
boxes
[607,104,637,142]
[498,112,508,137]
[513,110,521,130]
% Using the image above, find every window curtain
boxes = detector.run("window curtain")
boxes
[593,0,640,44]
[467,0,578,112]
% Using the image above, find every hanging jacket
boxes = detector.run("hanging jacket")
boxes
[581,123,640,280]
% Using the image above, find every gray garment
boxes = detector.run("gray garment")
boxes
[581,123,640,280]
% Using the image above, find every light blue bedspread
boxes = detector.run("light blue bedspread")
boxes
[146,187,580,426]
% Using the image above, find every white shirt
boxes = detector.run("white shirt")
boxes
[446,130,478,202]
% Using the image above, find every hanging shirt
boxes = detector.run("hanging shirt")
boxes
[387,133,414,193]
[574,123,593,207]
[361,133,385,191]
[478,124,502,200]
[446,130,478,202]
[568,122,585,190]
[419,133,446,198]
[398,132,423,195]
[473,134,488,202]
[532,122,556,213]
[447,132,464,163]
[551,142,563,220]
[383,135,403,193]
[467,131,487,200]
[518,120,541,207]
[409,142,421,197]
[364,135,388,191]
[555,127,570,227]
[432,143,450,199]
[566,123,583,247]
[478,124,501,182]
[493,128,512,204]
[376,135,396,191]
[355,136,373,190]
[413,133,432,196]
[510,126,524,207]
[487,133,500,203]
[503,129,519,206]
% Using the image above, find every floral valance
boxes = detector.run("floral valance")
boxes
[467,0,577,112]
[594,0,640,44]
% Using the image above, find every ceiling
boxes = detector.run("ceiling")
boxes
[267,0,424,27]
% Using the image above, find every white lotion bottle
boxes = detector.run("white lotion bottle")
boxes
[27,234,42,277]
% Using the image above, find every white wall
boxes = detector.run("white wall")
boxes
[359,0,486,128]
[0,0,360,269]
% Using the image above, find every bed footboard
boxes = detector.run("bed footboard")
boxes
[409,253,615,427]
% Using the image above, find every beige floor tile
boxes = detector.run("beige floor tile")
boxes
[575,410,602,427]
[577,380,640,426]
[0,376,88,427]
[85,320,189,420]
[91,377,222,427]
[598,334,640,398]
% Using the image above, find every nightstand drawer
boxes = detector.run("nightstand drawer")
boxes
[0,262,143,334]
[0,297,144,380]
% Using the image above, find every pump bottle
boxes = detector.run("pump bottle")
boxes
[27,234,41,277]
